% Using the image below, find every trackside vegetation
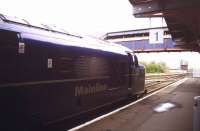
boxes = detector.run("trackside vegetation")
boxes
[140,61,168,73]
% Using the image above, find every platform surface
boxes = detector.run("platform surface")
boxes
[76,78,200,131]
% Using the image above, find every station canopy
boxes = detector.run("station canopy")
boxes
[129,0,200,52]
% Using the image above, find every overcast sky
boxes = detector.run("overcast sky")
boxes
[136,52,200,69]
[1,0,200,69]
[0,0,166,36]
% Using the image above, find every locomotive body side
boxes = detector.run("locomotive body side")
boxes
[0,29,130,130]
[0,16,145,130]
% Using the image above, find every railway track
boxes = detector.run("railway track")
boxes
[145,73,187,93]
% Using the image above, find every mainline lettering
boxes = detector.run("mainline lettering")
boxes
[75,83,107,96]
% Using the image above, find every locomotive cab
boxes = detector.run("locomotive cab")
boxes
[128,53,145,97]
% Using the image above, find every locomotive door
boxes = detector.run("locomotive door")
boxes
[128,53,143,96]
[132,55,141,94]
[0,30,23,130]
[0,30,19,84]
[132,55,145,95]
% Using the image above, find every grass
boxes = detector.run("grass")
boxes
[140,61,168,73]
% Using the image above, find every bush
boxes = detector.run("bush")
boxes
[140,61,168,73]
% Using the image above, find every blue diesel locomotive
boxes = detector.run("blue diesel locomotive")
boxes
[0,14,145,130]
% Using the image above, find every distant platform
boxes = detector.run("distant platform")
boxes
[72,78,200,131]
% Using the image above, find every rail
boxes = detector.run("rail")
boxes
[145,73,187,93]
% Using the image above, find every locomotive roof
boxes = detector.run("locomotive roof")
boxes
[0,14,132,55]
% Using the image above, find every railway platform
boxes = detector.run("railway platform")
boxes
[70,77,200,131]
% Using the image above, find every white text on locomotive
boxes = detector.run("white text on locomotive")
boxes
[75,83,107,96]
